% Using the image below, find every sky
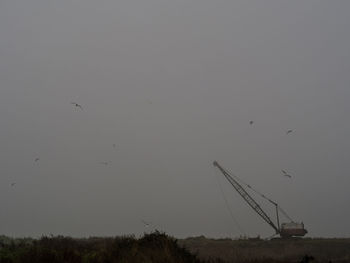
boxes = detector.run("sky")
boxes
[0,0,350,238]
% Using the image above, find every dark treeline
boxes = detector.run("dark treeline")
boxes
[0,231,331,263]
[0,231,216,263]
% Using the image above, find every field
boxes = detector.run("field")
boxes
[179,236,350,263]
[1,233,350,263]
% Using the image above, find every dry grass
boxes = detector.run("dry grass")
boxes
[179,236,350,263]
[1,234,349,263]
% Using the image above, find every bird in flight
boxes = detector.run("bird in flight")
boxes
[286,129,293,134]
[141,220,152,228]
[34,158,40,162]
[71,102,83,110]
[249,120,254,125]
[281,170,292,178]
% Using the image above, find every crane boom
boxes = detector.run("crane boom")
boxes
[213,161,280,234]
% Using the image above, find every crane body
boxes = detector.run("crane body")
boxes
[213,161,307,238]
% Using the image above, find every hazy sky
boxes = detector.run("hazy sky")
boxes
[1,0,350,238]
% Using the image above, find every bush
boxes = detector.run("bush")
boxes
[0,232,203,263]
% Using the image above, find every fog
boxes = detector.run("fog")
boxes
[1,0,350,238]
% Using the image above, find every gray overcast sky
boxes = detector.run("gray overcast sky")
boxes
[1,0,350,238]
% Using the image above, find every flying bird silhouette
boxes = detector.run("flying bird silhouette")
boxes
[71,102,83,110]
[282,170,292,178]
[34,158,40,162]
[141,220,152,227]
[286,129,293,134]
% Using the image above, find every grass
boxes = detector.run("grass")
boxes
[179,236,350,263]
[1,233,349,263]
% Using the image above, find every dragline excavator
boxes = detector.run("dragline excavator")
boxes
[213,161,307,238]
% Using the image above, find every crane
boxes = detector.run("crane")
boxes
[213,161,307,238]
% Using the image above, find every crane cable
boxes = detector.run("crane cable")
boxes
[224,168,294,223]
[213,169,246,236]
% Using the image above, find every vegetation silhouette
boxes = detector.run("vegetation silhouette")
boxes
[0,231,207,263]
[2,233,347,263]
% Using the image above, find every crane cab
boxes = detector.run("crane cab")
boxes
[280,222,308,238]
